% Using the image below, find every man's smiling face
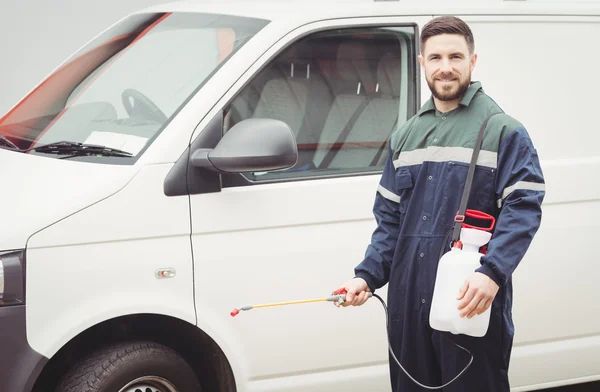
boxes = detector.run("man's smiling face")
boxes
[419,33,477,102]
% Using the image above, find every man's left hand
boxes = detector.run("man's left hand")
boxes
[457,272,499,319]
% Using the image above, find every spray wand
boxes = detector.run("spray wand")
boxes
[230,289,370,317]
[230,288,473,390]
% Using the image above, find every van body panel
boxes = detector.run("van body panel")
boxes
[25,164,196,358]
[0,148,137,250]
[192,175,391,391]
[449,14,600,388]
[26,164,189,248]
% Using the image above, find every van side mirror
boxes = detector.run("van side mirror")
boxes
[190,118,297,173]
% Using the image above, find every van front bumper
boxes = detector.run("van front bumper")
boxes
[0,305,47,392]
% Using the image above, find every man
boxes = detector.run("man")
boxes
[334,16,545,391]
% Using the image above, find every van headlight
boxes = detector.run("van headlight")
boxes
[0,250,25,306]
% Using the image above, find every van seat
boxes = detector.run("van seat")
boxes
[251,59,311,138]
[245,47,334,169]
[311,41,375,169]
[314,52,401,170]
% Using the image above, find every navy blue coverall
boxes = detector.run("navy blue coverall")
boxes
[354,82,546,391]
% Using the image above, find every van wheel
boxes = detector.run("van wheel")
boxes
[56,341,202,392]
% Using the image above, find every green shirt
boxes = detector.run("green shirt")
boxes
[390,81,523,164]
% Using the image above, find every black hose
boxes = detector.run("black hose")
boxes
[372,292,474,390]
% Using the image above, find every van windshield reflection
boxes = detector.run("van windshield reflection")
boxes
[0,12,269,162]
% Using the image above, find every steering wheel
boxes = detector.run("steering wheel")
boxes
[121,88,168,124]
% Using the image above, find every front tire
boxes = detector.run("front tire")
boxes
[55,341,202,392]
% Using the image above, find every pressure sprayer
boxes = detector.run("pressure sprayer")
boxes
[430,209,496,337]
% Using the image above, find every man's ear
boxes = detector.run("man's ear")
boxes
[418,54,424,69]
[470,53,478,72]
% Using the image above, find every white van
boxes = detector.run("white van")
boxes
[0,1,598,391]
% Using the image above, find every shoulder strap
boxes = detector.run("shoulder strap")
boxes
[451,112,501,243]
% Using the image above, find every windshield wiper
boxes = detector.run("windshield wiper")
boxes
[0,135,20,150]
[25,141,133,158]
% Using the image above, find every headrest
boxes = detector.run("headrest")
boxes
[272,46,313,79]
[336,41,374,87]
[376,53,401,97]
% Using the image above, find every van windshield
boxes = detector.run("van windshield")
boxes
[0,12,268,161]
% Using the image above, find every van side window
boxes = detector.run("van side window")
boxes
[222,26,417,184]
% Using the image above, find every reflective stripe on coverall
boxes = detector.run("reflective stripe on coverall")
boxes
[354,81,546,391]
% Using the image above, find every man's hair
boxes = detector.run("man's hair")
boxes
[420,16,475,54]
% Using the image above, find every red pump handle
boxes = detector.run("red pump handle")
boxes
[460,209,495,231]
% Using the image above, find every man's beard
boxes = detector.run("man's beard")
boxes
[427,72,471,102]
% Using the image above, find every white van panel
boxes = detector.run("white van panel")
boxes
[27,164,189,247]
[452,14,600,389]
[192,175,392,392]
[25,164,196,358]
[464,15,599,162]
[0,148,137,250]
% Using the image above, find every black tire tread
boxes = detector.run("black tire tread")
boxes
[56,341,190,392]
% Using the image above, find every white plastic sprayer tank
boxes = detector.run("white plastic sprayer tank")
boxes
[429,227,493,337]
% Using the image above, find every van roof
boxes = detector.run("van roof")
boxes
[137,0,600,24]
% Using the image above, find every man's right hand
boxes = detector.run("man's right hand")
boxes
[332,278,371,308]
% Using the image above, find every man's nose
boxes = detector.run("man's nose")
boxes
[440,58,452,72]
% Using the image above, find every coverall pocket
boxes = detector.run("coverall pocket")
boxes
[394,168,414,213]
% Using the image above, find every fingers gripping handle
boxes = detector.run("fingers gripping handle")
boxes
[331,288,373,304]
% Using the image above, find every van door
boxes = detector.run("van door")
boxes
[442,13,600,390]
[186,16,431,392]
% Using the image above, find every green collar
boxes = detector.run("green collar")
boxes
[459,81,482,107]
[417,81,483,116]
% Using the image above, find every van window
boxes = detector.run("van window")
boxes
[222,25,417,184]
[0,12,268,161]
